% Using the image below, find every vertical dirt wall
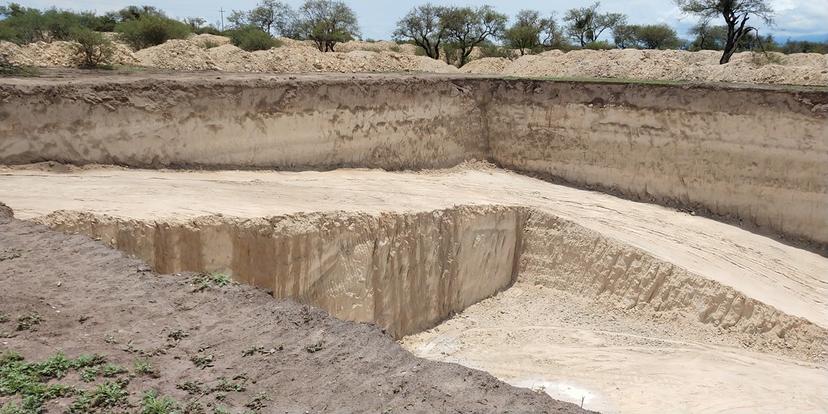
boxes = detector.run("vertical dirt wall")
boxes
[0,77,487,170]
[37,206,527,338]
[486,81,828,246]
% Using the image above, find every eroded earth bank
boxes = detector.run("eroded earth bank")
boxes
[1,73,827,413]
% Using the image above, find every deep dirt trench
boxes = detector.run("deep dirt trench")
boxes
[0,206,589,413]
[1,73,826,413]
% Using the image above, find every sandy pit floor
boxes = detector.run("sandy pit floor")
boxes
[1,164,826,413]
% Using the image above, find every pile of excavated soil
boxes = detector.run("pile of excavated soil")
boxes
[0,214,588,413]
[0,40,138,67]
[135,39,220,71]
[188,33,232,48]
[460,57,512,74]
[206,43,458,73]
[336,40,419,55]
[463,48,828,86]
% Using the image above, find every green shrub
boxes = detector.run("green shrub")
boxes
[71,27,114,68]
[116,15,190,50]
[227,26,279,51]
[584,40,613,50]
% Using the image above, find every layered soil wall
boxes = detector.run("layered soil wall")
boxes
[1,74,826,244]
[38,206,527,338]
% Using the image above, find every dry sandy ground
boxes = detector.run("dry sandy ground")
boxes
[0,208,586,413]
[0,164,826,413]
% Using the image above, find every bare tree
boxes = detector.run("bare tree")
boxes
[675,0,773,63]
[563,2,626,47]
[227,0,294,36]
[441,5,507,67]
[393,4,447,60]
[296,0,360,52]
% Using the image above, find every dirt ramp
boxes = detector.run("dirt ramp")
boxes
[38,206,527,338]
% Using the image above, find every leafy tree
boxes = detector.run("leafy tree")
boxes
[227,25,280,51]
[675,0,773,64]
[228,0,294,37]
[116,14,191,49]
[116,5,164,22]
[503,10,564,55]
[71,27,114,68]
[393,4,447,60]
[614,24,680,49]
[563,2,626,47]
[183,17,207,32]
[294,0,360,52]
[688,21,728,50]
[440,5,507,67]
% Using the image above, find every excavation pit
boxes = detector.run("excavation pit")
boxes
[1,73,827,413]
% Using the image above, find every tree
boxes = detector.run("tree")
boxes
[563,2,626,47]
[71,27,113,68]
[614,24,680,49]
[295,0,360,52]
[675,0,773,64]
[688,21,727,50]
[229,0,294,36]
[183,17,207,32]
[393,4,447,60]
[503,10,564,55]
[441,5,507,67]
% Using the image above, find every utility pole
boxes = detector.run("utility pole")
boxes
[219,8,225,32]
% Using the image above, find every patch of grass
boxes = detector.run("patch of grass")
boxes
[192,272,232,292]
[0,352,80,412]
[69,380,129,413]
[32,353,74,379]
[15,313,42,331]
[141,390,180,414]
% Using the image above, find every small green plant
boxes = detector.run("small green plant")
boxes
[134,358,158,377]
[183,399,205,414]
[141,390,180,414]
[16,312,41,331]
[245,392,270,411]
[0,313,8,323]
[190,354,214,369]
[78,380,128,411]
[212,406,230,414]
[80,366,100,382]
[101,363,127,377]
[33,353,74,379]
[212,377,246,393]
[192,272,232,292]
[168,329,189,341]
[176,381,204,395]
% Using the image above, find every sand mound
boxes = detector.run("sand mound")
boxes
[0,41,34,66]
[135,39,219,71]
[336,40,419,55]
[461,48,828,86]
[189,33,232,48]
[1,39,137,67]
[460,57,511,74]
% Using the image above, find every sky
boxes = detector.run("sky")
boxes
[15,0,828,42]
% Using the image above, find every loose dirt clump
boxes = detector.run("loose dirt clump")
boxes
[189,33,232,48]
[134,39,219,71]
[0,216,590,413]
